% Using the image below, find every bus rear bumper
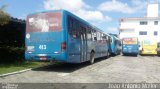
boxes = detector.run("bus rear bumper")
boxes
[140,51,157,55]
[25,52,67,62]
[122,50,139,55]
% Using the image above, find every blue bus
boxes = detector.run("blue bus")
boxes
[108,34,121,56]
[122,37,139,56]
[25,10,110,64]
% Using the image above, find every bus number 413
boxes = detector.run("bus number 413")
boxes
[39,45,46,50]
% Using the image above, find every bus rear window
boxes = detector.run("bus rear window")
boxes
[123,38,137,44]
[26,12,61,33]
[143,40,155,46]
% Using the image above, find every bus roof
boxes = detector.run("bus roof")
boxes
[27,9,109,35]
[27,9,64,17]
[64,10,106,34]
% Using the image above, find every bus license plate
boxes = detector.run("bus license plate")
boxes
[40,57,47,60]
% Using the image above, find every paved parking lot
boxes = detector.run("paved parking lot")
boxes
[1,55,160,83]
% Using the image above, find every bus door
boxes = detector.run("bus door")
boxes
[80,26,87,62]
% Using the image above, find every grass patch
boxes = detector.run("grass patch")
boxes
[0,61,50,75]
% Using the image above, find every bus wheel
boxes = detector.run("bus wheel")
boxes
[90,52,95,64]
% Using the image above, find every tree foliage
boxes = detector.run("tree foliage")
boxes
[0,17,26,63]
[0,5,10,26]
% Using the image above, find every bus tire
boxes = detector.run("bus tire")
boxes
[90,52,95,64]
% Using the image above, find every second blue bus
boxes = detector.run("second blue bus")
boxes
[122,37,139,56]
[108,34,121,56]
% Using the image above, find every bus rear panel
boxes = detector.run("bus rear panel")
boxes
[25,11,67,62]
[122,37,139,55]
[140,40,157,55]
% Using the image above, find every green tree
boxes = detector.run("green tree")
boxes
[0,5,10,26]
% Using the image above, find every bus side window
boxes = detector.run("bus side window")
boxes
[68,16,73,35]
[105,35,109,43]
[100,33,103,41]
[94,35,97,41]
[87,27,92,41]
[74,20,81,39]
[76,22,81,39]
[109,37,112,43]
[102,33,106,43]
[68,16,73,30]
[80,25,86,34]
[102,35,107,43]
[92,29,97,41]
[101,33,104,42]
[97,32,100,41]
[68,16,79,39]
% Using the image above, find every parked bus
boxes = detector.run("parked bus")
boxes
[122,37,139,56]
[108,34,121,56]
[25,10,110,64]
[140,40,157,55]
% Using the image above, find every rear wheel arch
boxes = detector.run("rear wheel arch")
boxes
[90,50,95,64]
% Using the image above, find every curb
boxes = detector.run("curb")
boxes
[0,68,32,77]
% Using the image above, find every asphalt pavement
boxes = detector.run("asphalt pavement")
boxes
[0,55,160,83]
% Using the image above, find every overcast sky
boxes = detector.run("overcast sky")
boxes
[0,0,158,34]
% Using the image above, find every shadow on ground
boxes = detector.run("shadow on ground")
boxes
[140,54,157,56]
[122,54,138,57]
[32,57,108,73]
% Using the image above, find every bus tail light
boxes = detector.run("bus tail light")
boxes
[61,42,66,51]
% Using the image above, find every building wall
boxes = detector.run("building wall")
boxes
[119,19,160,43]
[147,4,159,17]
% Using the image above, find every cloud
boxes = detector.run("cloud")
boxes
[18,14,27,20]
[105,27,119,34]
[98,0,133,14]
[98,0,146,14]
[131,0,147,13]
[44,0,90,11]
[76,9,112,22]
[43,0,112,23]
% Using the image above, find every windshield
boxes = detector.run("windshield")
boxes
[143,40,156,46]
[26,12,61,33]
[123,38,137,44]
